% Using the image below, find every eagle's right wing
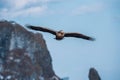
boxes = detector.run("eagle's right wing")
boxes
[26,25,56,35]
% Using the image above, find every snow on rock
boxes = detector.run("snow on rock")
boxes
[0,20,60,80]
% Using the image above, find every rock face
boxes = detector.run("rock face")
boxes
[0,20,59,80]
[88,68,101,80]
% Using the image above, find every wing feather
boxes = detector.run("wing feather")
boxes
[65,32,95,41]
[26,25,56,35]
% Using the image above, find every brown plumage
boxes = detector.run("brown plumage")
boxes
[26,25,95,41]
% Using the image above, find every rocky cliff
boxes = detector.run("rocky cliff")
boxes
[0,20,60,80]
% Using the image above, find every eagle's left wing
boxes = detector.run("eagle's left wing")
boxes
[65,32,95,41]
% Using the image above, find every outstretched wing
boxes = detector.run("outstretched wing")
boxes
[65,32,95,41]
[26,25,56,35]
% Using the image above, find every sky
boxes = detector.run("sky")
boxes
[0,0,120,80]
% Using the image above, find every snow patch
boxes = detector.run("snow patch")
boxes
[9,56,14,60]
[39,76,44,80]
[14,59,21,63]
[6,75,12,79]
[0,74,3,79]
[9,33,16,50]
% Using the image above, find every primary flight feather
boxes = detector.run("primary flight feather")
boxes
[26,25,95,41]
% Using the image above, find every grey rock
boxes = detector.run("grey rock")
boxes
[0,21,60,80]
[88,68,101,80]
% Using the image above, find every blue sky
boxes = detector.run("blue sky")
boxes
[0,0,120,80]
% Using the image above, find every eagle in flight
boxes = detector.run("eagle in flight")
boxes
[26,25,95,41]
